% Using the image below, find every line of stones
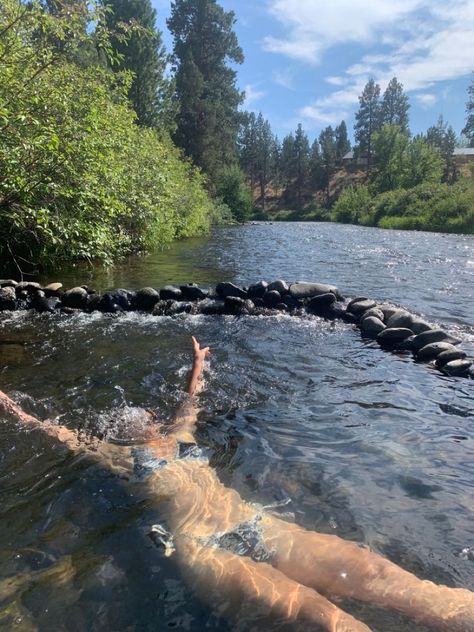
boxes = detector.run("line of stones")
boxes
[0,278,472,380]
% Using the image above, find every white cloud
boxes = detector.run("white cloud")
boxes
[265,0,474,128]
[273,68,295,89]
[243,84,266,107]
[415,93,437,108]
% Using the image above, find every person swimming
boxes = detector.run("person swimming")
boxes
[1,336,473,632]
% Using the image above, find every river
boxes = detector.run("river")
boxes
[1,222,473,631]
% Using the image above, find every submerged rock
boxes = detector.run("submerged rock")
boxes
[306,293,336,315]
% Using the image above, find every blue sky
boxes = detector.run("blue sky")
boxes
[152,0,474,143]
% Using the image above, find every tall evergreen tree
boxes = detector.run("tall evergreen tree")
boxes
[334,120,351,165]
[426,115,458,183]
[105,0,171,128]
[280,133,295,190]
[309,139,324,190]
[462,75,474,147]
[354,79,381,175]
[167,0,244,182]
[293,123,310,208]
[319,126,337,205]
[239,111,258,192]
[380,77,410,132]
[255,113,275,211]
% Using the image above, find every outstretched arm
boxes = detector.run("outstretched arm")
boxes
[187,336,211,396]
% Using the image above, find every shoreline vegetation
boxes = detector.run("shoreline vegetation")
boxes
[1,1,473,276]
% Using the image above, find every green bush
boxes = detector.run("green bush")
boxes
[0,0,215,271]
[214,165,253,223]
[332,181,474,234]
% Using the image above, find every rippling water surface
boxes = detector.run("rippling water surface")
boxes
[1,222,473,631]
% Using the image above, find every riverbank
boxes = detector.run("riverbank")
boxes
[258,179,474,235]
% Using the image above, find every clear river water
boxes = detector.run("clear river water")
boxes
[0,222,473,632]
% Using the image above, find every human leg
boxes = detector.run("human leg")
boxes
[261,516,474,631]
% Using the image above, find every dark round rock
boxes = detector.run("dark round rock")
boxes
[61,287,89,309]
[215,282,248,300]
[360,316,386,336]
[43,283,63,297]
[306,292,336,315]
[289,282,340,300]
[30,292,57,313]
[197,299,226,315]
[263,290,281,308]
[411,329,460,352]
[347,298,377,316]
[435,349,467,368]
[275,302,289,312]
[386,310,414,329]
[180,284,208,301]
[416,342,459,362]
[378,304,400,320]
[133,287,160,311]
[224,296,254,315]
[267,280,289,294]
[410,318,432,335]
[86,294,101,312]
[160,286,182,301]
[442,359,472,376]
[281,294,301,310]
[15,282,41,294]
[342,310,358,324]
[97,293,123,314]
[252,297,265,309]
[247,281,268,298]
[0,286,17,311]
[398,335,416,351]
[360,307,385,322]
[377,327,414,344]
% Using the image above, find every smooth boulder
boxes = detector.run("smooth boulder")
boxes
[0,287,17,310]
[289,282,340,300]
[360,316,386,336]
[416,342,459,362]
[435,349,467,368]
[215,282,248,300]
[377,327,414,344]
[360,307,385,322]
[62,287,89,309]
[267,280,289,294]
[348,298,377,316]
[411,329,460,352]
[247,281,268,299]
[160,286,182,301]
[442,359,472,376]
[306,293,336,315]
[132,287,160,311]
[180,284,208,301]
[263,290,281,308]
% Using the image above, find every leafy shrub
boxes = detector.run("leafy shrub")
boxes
[0,0,215,271]
[214,165,253,223]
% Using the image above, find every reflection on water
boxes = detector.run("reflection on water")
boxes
[1,223,474,631]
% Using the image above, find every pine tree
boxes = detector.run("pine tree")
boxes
[167,0,244,182]
[354,79,381,175]
[293,123,310,208]
[105,0,171,128]
[255,113,275,212]
[334,121,351,165]
[309,139,324,190]
[239,112,259,192]
[462,75,474,147]
[426,116,458,183]
[280,133,295,190]
[319,126,336,206]
[380,77,410,132]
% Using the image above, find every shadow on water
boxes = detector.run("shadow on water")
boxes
[1,223,474,631]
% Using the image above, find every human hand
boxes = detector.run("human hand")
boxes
[191,336,211,364]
